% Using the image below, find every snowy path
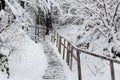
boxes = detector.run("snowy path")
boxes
[42,42,67,80]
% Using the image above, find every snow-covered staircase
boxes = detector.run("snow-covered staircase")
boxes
[42,42,67,80]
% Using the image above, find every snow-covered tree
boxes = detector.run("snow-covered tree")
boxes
[75,0,120,58]
[52,0,120,58]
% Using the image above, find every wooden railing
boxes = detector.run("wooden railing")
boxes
[51,30,120,80]
[23,26,53,42]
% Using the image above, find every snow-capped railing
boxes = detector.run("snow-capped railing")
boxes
[51,30,120,80]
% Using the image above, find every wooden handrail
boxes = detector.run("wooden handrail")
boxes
[51,30,120,80]
[78,49,120,64]
[51,30,120,64]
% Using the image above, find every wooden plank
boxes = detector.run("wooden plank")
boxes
[110,61,115,80]
[77,50,82,80]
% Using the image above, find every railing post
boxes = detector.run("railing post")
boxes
[58,36,61,54]
[110,61,115,80]
[35,26,37,42]
[66,42,70,65]
[37,27,39,37]
[43,28,45,41]
[70,46,73,70]
[27,27,28,35]
[51,35,52,42]
[63,39,66,60]
[51,30,55,42]
[54,30,56,42]
[77,50,82,80]
[56,33,59,47]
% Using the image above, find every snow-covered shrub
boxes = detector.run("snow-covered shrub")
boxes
[51,6,61,24]
[0,23,26,77]
[0,10,10,31]
[111,45,120,58]
[0,54,10,78]
[59,14,84,25]
[0,11,15,78]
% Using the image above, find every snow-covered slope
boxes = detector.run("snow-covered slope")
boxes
[55,24,120,80]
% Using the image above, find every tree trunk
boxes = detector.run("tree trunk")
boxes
[20,1,25,8]
[0,0,5,11]
[45,12,52,35]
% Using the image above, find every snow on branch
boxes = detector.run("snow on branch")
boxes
[113,2,120,23]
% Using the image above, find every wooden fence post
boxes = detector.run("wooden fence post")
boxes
[66,42,70,65]
[43,28,45,41]
[51,30,55,42]
[70,46,73,70]
[26,27,28,35]
[35,26,37,42]
[58,36,61,54]
[37,27,39,37]
[77,50,82,80]
[110,61,115,80]
[51,35,52,42]
[54,30,56,42]
[56,33,59,47]
[63,39,66,60]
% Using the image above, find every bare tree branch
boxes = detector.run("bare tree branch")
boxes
[102,0,108,17]
[96,28,108,38]
[113,2,120,23]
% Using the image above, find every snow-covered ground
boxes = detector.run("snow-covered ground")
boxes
[0,24,47,80]
[55,24,80,44]
[0,23,73,80]
[42,42,73,80]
